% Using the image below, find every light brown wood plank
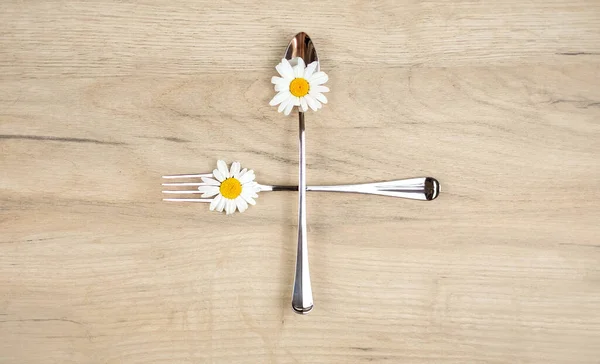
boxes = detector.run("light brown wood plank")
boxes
[1,1,599,363]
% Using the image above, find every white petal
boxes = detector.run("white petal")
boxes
[216,195,227,212]
[271,76,284,84]
[273,77,290,88]
[274,83,288,92]
[241,187,258,199]
[242,193,256,205]
[309,71,328,85]
[235,197,248,213]
[304,61,318,79]
[270,91,291,106]
[312,85,329,93]
[230,162,241,178]
[226,199,236,215]
[310,91,328,104]
[198,185,219,195]
[294,97,301,106]
[304,94,318,111]
[197,185,215,192]
[300,97,308,112]
[202,191,219,198]
[239,170,255,184]
[209,194,222,211]
[284,101,294,116]
[201,187,220,198]
[293,58,305,78]
[278,97,290,113]
[276,58,294,79]
[212,168,225,182]
[243,181,260,192]
[201,177,221,186]
[217,160,229,178]
[238,168,248,178]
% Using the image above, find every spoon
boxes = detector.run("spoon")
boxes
[285,32,317,314]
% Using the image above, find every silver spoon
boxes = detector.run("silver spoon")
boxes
[285,32,317,314]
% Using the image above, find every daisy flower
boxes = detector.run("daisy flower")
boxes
[197,160,261,215]
[269,58,329,115]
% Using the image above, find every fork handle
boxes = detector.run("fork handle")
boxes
[269,177,440,201]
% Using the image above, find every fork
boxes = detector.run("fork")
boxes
[162,174,440,201]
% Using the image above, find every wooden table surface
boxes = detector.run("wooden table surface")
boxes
[1,1,599,363]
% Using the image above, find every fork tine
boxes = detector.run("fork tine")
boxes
[163,198,212,202]
[162,173,215,202]
[162,173,212,179]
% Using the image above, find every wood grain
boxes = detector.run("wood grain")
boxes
[1,1,599,363]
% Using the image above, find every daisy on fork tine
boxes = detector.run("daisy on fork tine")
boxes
[198,160,261,215]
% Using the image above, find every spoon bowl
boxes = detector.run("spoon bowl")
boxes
[285,32,319,71]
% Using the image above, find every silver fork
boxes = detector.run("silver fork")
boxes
[162,174,440,201]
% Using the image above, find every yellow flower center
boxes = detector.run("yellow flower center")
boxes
[219,178,242,199]
[289,78,310,97]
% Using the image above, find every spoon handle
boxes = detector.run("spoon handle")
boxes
[292,112,314,314]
